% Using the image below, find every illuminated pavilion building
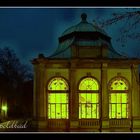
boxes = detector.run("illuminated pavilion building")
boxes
[32,13,140,132]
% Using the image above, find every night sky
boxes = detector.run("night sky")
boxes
[0,7,140,70]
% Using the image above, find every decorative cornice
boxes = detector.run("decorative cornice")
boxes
[32,57,140,66]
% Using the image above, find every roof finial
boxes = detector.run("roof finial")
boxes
[81,13,87,22]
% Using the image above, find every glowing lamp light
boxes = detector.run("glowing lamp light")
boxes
[2,105,8,111]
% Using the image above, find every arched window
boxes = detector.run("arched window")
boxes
[78,77,99,119]
[48,77,69,119]
[108,77,129,119]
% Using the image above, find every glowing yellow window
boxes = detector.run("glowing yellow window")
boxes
[79,77,99,119]
[48,77,69,119]
[109,77,129,119]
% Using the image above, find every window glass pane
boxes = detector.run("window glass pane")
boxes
[80,93,98,103]
[55,94,61,103]
[87,103,92,118]
[92,104,97,118]
[117,94,122,103]
[79,77,99,90]
[110,78,128,90]
[61,94,67,103]
[79,101,99,118]
[56,104,61,118]
[49,104,55,119]
[91,94,98,103]
[87,94,92,103]
[110,94,116,103]
[110,103,128,119]
[48,94,55,103]
[122,104,127,118]
[79,94,86,103]
[48,77,68,90]
[48,93,68,119]
[110,104,116,118]
[122,94,127,103]
[117,104,121,118]
[49,94,68,103]
[79,77,99,119]
[62,104,66,119]
[81,104,86,118]
[48,77,69,119]
[111,104,117,118]
[109,77,129,119]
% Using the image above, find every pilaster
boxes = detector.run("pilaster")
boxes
[131,64,140,130]
[101,63,109,131]
[33,61,46,121]
[131,64,140,116]
[69,61,79,130]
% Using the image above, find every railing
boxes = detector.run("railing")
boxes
[79,119,100,128]
[109,119,131,128]
[47,119,131,129]
[47,119,68,128]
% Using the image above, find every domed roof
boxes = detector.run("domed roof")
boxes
[61,13,108,37]
[49,13,125,59]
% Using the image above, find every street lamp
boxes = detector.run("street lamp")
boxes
[2,105,8,118]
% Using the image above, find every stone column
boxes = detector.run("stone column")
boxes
[69,61,79,131]
[39,63,46,118]
[37,63,47,130]
[32,61,47,131]
[131,64,140,131]
[101,63,109,131]
[32,64,39,130]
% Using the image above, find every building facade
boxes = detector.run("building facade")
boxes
[32,13,140,132]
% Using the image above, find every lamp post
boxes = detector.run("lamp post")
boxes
[2,105,8,119]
